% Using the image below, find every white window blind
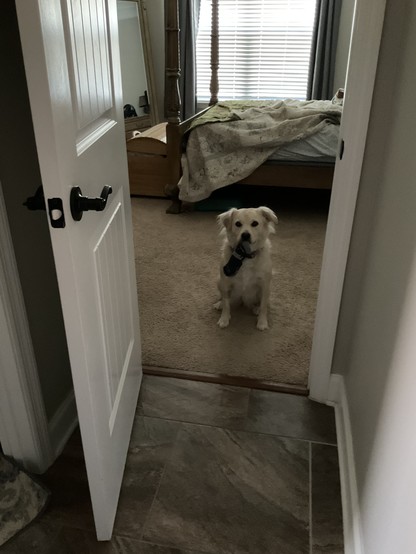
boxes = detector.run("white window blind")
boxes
[196,0,317,102]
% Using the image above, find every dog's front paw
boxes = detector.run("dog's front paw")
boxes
[256,318,269,331]
[217,316,230,328]
[213,300,222,311]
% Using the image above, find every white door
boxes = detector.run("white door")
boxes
[15,0,142,541]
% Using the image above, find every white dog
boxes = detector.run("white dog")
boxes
[215,206,278,330]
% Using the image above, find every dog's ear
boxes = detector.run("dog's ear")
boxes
[217,208,237,231]
[258,206,278,227]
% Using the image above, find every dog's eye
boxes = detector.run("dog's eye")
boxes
[235,221,242,227]
[251,221,259,227]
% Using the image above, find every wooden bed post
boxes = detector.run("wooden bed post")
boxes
[164,0,183,214]
[209,0,219,105]
[164,0,181,124]
[164,0,219,213]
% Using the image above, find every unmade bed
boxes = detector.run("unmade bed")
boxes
[126,0,342,212]
[178,99,341,203]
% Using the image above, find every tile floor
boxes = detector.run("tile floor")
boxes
[2,376,344,553]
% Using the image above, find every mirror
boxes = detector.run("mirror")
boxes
[117,0,159,131]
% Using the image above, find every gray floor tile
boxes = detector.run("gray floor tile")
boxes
[10,378,343,554]
[138,375,250,429]
[243,389,337,444]
[311,444,344,554]
[113,417,181,538]
[143,423,310,554]
[48,527,205,553]
[0,521,61,554]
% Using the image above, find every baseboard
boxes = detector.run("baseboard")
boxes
[327,374,364,554]
[48,389,78,459]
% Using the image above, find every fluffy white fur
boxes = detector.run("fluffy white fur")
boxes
[215,206,278,330]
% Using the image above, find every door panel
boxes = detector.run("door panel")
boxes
[93,195,136,423]
[66,0,114,145]
[15,0,142,540]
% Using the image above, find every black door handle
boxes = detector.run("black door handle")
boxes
[23,186,46,211]
[70,185,112,221]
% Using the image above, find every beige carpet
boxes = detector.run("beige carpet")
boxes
[132,195,327,388]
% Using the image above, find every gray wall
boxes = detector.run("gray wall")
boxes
[332,1,416,552]
[0,1,73,421]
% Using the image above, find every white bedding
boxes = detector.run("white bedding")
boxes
[270,122,340,162]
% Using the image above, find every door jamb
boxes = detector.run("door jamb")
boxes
[0,182,53,473]
[308,0,387,402]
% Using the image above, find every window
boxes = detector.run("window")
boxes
[196,0,317,102]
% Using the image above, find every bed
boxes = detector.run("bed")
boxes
[126,0,342,213]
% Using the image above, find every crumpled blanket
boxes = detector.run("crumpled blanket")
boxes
[178,99,342,202]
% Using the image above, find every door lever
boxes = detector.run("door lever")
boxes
[70,185,112,221]
[23,186,46,211]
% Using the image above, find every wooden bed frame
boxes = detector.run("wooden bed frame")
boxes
[126,0,335,213]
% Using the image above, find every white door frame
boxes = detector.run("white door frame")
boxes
[0,0,387,472]
[308,0,387,402]
[0,182,53,474]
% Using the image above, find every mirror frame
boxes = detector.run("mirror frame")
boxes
[121,0,160,127]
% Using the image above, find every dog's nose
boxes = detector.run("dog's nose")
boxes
[241,231,251,241]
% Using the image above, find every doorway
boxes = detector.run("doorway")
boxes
[124,2,352,393]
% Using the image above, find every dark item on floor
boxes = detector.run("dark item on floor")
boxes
[0,453,50,547]
[195,196,244,212]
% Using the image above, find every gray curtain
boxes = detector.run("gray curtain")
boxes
[179,0,201,120]
[307,0,342,100]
